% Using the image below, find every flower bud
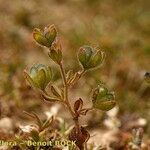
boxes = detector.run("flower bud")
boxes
[24,64,52,90]
[92,85,116,111]
[48,39,62,64]
[33,24,57,47]
[78,46,105,70]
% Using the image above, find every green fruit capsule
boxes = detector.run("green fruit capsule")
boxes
[92,85,116,111]
[33,24,57,48]
[78,46,105,70]
[24,64,52,91]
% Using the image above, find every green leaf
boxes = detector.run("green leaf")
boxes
[42,93,60,102]
[24,71,37,88]
[48,49,61,64]
[30,129,40,142]
[32,113,43,129]
[42,117,53,130]
[51,85,61,98]
[45,66,52,86]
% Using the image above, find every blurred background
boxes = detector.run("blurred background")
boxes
[0,0,149,148]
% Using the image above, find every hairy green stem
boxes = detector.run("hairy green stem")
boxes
[59,62,75,118]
